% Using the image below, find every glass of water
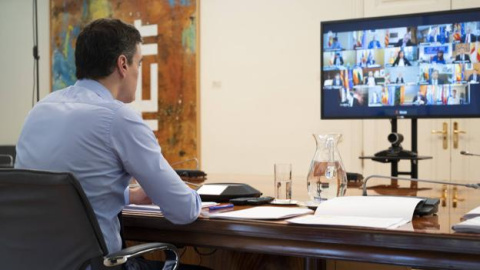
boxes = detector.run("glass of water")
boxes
[273,163,292,204]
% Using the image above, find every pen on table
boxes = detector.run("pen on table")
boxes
[209,204,234,211]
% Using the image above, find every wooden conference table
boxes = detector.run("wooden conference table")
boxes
[122,177,480,270]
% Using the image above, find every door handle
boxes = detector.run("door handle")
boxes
[453,122,466,149]
[453,186,458,208]
[452,186,465,208]
[441,184,447,207]
[431,122,448,150]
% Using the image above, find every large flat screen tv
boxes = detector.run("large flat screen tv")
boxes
[321,8,480,119]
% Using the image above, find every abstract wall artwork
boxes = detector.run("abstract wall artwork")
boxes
[50,0,199,165]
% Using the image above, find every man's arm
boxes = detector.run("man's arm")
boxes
[129,186,152,205]
[111,106,201,224]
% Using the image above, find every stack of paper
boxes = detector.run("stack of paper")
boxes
[287,196,423,229]
[124,204,163,212]
[452,205,480,233]
[461,205,480,220]
[452,217,480,233]
[209,206,313,220]
[124,202,218,212]
[288,215,408,228]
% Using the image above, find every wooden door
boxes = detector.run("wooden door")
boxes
[448,118,480,226]
[448,0,480,225]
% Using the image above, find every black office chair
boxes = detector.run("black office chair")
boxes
[0,145,15,168]
[0,169,179,270]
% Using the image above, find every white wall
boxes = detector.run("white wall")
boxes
[0,0,50,144]
[200,0,364,177]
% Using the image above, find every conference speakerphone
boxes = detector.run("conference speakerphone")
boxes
[230,196,274,205]
[197,183,262,202]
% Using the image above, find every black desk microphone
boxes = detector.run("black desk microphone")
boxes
[362,175,480,196]
[460,151,480,157]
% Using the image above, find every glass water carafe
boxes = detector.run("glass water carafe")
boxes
[307,134,347,203]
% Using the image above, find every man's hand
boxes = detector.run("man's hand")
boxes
[129,186,152,205]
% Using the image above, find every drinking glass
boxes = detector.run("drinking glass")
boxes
[274,163,292,203]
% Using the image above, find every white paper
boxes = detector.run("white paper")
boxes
[313,196,423,221]
[452,216,480,233]
[287,215,408,229]
[209,206,313,220]
[124,202,218,212]
[463,205,480,220]
[285,196,423,229]
[197,185,228,195]
[124,204,161,212]
[201,202,219,208]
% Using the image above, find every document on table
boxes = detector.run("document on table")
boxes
[288,215,407,229]
[209,206,313,220]
[461,205,480,220]
[452,216,480,233]
[124,204,162,212]
[124,202,218,212]
[452,205,480,233]
[287,196,423,229]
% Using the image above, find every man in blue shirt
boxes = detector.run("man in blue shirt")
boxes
[330,37,342,50]
[15,18,202,270]
[368,34,382,49]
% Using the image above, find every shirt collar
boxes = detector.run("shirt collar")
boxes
[75,79,115,101]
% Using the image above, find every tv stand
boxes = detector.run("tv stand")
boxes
[360,118,432,189]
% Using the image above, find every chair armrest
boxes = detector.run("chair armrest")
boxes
[0,154,13,167]
[104,242,178,270]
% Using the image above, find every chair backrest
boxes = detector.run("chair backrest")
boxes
[0,169,109,270]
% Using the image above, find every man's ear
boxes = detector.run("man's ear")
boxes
[117,55,128,78]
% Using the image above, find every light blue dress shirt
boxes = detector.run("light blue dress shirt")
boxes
[15,79,202,253]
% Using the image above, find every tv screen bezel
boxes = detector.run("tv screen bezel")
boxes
[320,7,480,120]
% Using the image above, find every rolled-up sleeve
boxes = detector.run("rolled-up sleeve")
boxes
[110,106,201,224]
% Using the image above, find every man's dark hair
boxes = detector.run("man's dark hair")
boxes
[75,18,142,80]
